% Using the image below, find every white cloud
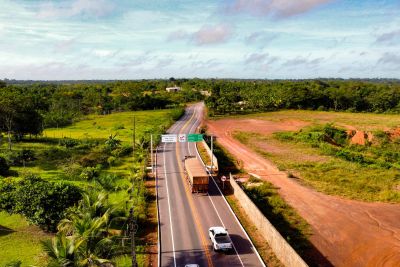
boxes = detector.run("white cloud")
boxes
[245,53,268,64]
[167,30,189,41]
[377,52,400,66]
[192,24,233,45]
[225,0,334,18]
[282,56,323,67]
[375,29,400,44]
[37,0,115,19]
[166,24,234,45]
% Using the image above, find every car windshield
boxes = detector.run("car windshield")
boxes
[215,234,230,243]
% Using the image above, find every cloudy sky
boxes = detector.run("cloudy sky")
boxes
[0,0,399,80]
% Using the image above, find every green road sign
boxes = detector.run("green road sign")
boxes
[187,133,203,142]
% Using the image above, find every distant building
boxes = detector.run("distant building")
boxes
[166,86,181,92]
[200,90,211,97]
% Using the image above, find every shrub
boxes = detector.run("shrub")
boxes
[322,124,348,146]
[79,166,100,180]
[0,156,10,175]
[79,152,108,167]
[170,107,185,121]
[111,144,133,157]
[59,137,79,148]
[107,156,118,166]
[4,260,22,267]
[0,178,17,212]
[13,149,36,166]
[105,134,121,151]
[95,173,121,191]
[11,175,82,231]
[112,123,125,130]
[62,163,83,180]
[40,147,70,160]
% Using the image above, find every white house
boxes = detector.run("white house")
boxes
[166,86,181,92]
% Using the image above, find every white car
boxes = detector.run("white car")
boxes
[208,226,233,252]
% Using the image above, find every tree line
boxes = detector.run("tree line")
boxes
[0,79,204,149]
[205,79,400,115]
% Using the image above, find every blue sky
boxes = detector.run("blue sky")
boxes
[0,0,399,80]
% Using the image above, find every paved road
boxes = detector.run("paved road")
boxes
[157,103,265,267]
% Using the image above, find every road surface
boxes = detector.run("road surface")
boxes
[156,103,265,267]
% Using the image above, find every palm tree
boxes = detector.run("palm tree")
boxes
[43,192,127,266]
[41,233,80,267]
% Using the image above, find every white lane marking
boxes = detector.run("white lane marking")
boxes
[156,146,161,267]
[164,142,177,267]
[208,165,266,267]
[191,104,265,267]
[187,105,245,266]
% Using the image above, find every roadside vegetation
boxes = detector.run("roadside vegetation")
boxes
[234,121,400,202]
[0,107,183,266]
[205,79,400,116]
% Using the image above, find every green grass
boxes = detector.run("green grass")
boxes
[234,130,400,202]
[44,109,175,142]
[209,139,309,264]
[242,178,311,257]
[0,109,179,265]
[0,211,51,266]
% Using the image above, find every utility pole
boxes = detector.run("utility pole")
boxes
[129,207,137,267]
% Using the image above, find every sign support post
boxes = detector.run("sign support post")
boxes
[211,135,213,175]
[150,134,153,174]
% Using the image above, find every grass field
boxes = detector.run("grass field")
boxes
[218,109,400,130]
[0,212,50,266]
[0,109,179,266]
[226,110,400,202]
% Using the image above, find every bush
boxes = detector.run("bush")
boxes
[6,175,82,231]
[111,144,133,157]
[13,149,36,166]
[95,173,121,191]
[79,166,100,180]
[112,123,125,130]
[62,163,83,180]
[107,156,118,166]
[322,124,348,146]
[170,107,185,121]
[4,260,22,267]
[0,156,9,175]
[59,137,79,148]
[40,147,70,160]
[79,152,108,167]
[0,178,17,212]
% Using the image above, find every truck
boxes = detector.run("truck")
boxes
[184,156,209,193]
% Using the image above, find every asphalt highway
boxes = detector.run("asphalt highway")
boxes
[157,103,265,267]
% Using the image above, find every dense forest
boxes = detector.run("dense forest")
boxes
[2,78,400,142]
[0,79,205,145]
[204,79,400,115]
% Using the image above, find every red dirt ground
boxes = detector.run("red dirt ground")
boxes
[207,118,400,267]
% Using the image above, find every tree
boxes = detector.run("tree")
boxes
[105,134,121,151]
[0,156,9,175]
[12,175,82,231]
[44,193,127,266]
[0,88,43,149]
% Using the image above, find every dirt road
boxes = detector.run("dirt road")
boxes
[207,118,400,267]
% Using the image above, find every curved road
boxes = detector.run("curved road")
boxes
[156,103,265,267]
